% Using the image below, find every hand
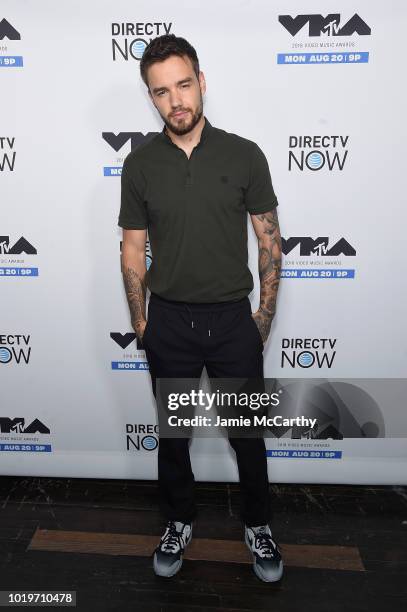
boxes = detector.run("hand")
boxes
[133,319,147,342]
[252,310,273,345]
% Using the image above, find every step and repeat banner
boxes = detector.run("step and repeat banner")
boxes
[1,0,406,483]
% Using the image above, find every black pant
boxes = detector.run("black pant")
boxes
[142,292,272,527]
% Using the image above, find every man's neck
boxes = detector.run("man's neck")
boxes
[165,115,206,155]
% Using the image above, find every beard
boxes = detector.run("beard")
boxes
[162,93,204,136]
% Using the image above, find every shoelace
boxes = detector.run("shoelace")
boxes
[160,521,183,553]
[253,528,279,559]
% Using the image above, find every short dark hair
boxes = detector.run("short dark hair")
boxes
[140,34,200,88]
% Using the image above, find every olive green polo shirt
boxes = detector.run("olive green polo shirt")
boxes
[118,117,278,303]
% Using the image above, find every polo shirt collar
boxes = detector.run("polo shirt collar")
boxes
[161,116,212,147]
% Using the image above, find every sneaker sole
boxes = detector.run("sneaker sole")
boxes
[153,553,183,578]
[244,530,284,583]
[153,527,193,578]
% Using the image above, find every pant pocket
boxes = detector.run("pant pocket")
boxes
[142,302,155,347]
[248,310,264,349]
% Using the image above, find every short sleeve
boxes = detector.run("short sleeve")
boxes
[244,143,279,214]
[118,156,148,229]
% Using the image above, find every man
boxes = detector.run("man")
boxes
[118,34,283,583]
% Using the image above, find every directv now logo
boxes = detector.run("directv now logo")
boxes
[126,423,158,451]
[281,338,337,369]
[0,334,31,365]
[0,137,16,171]
[288,136,349,172]
[0,19,23,68]
[111,22,172,61]
[102,131,157,176]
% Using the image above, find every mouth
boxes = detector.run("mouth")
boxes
[171,110,189,119]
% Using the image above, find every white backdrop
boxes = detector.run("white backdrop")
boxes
[1,0,406,483]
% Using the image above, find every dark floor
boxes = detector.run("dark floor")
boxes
[0,476,407,611]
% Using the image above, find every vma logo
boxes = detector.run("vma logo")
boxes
[0,19,23,68]
[283,237,356,257]
[281,338,337,369]
[103,131,157,176]
[279,14,371,37]
[0,417,50,434]
[110,332,149,371]
[0,236,38,278]
[102,132,157,152]
[0,236,37,255]
[281,237,356,278]
[111,332,139,349]
[0,18,20,40]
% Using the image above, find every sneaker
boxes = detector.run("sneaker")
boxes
[245,524,283,582]
[153,520,193,577]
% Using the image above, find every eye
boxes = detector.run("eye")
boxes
[181,83,190,88]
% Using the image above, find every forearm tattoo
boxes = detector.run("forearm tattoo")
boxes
[255,209,282,340]
[122,266,147,335]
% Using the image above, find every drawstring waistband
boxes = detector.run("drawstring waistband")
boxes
[149,293,249,338]
[185,304,213,336]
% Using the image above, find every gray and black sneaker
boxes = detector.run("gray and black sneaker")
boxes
[153,520,193,577]
[245,524,283,582]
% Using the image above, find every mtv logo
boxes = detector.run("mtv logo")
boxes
[0,19,21,40]
[102,132,158,152]
[279,14,371,37]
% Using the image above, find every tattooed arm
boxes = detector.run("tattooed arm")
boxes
[250,208,282,344]
[121,228,148,340]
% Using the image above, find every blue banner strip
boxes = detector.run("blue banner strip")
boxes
[277,52,369,65]
[281,269,354,278]
[112,361,149,370]
[267,449,342,459]
[0,267,39,276]
[103,166,122,176]
[0,444,52,452]
[0,56,24,67]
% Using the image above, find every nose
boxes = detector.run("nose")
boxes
[169,88,182,110]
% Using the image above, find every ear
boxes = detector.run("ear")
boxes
[198,70,206,96]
